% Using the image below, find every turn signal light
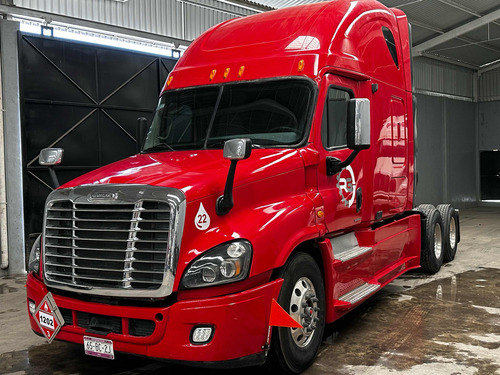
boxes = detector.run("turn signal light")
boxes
[238,65,245,78]
[298,59,305,72]
[29,300,36,316]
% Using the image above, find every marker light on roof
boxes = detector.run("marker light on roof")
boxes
[210,69,217,81]
[224,68,230,79]
[166,76,174,87]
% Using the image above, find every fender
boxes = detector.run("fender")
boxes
[173,156,322,291]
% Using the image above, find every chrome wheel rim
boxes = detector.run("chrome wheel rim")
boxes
[449,216,456,249]
[289,277,319,348]
[434,223,442,259]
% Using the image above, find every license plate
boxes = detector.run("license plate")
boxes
[83,336,114,360]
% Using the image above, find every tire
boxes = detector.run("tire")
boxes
[267,253,326,374]
[418,207,444,274]
[415,203,435,213]
[436,204,459,262]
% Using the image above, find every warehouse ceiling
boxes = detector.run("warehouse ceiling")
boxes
[231,0,500,73]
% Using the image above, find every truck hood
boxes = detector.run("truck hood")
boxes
[61,149,304,201]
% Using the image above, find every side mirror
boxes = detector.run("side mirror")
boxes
[326,99,370,176]
[347,98,370,150]
[39,148,64,188]
[216,139,252,216]
[39,148,63,166]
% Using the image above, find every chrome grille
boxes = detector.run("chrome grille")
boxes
[42,185,185,298]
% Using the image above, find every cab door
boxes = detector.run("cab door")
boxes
[315,74,369,234]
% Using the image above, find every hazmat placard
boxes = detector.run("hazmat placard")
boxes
[32,292,65,343]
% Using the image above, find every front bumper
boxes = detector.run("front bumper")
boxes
[26,273,283,366]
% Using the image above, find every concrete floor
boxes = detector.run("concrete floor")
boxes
[1,207,499,375]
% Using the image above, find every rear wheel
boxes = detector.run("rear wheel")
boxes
[417,205,444,274]
[268,252,325,374]
[436,204,459,262]
[416,203,435,212]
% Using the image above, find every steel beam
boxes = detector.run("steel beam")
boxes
[478,59,500,75]
[437,0,500,30]
[411,19,500,56]
[413,7,500,55]
[0,19,25,276]
[0,4,190,47]
[436,0,484,18]
[410,19,442,34]
[416,53,478,71]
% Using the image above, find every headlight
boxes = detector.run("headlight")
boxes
[28,234,42,275]
[181,240,252,289]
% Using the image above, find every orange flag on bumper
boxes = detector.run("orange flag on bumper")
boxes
[269,299,303,328]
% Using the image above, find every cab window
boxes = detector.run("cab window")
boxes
[321,87,351,149]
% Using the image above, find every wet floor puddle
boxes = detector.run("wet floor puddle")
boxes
[1,269,499,374]
[308,268,500,374]
[0,342,263,375]
[0,341,163,375]
[0,283,19,294]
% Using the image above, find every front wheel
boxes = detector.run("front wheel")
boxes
[267,252,325,374]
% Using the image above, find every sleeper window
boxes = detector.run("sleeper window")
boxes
[382,26,399,68]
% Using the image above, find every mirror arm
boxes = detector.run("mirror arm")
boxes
[48,166,60,188]
[136,117,148,154]
[216,160,238,216]
[326,150,360,176]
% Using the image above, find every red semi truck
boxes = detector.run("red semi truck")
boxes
[26,0,460,373]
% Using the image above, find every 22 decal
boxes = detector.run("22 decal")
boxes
[195,202,211,230]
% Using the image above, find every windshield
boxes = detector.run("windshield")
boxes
[142,79,315,152]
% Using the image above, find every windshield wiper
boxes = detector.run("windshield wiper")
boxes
[206,141,264,149]
[142,142,175,153]
[205,140,226,149]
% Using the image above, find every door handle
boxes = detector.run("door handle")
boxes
[356,187,362,213]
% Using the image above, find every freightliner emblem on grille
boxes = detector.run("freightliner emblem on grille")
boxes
[87,192,118,202]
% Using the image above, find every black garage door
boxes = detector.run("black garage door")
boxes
[19,33,178,242]
[480,151,500,201]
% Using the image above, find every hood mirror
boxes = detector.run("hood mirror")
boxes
[223,138,252,160]
[39,148,64,166]
[39,148,64,188]
[216,139,252,215]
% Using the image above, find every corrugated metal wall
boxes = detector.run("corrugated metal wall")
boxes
[12,0,257,43]
[408,58,479,207]
[478,68,500,102]
[478,101,500,150]
[413,57,474,100]
[414,94,477,208]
